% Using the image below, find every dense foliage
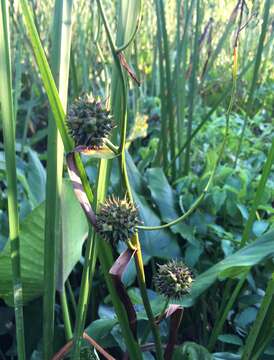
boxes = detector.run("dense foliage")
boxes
[0,0,273,359]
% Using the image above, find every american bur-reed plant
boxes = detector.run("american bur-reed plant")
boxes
[0,0,273,359]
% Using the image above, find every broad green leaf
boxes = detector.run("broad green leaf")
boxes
[173,341,212,360]
[146,167,206,242]
[212,187,227,212]
[213,353,241,360]
[218,334,243,346]
[0,180,88,304]
[185,243,203,267]
[127,154,180,259]
[135,193,181,259]
[27,149,46,206]
[234,307,257,331]
[85,319,118,348]
[146,167,179,222]
[252,220,269,237]
[181,230,274,307]
[219,266,249,280]
[56,180,88,291]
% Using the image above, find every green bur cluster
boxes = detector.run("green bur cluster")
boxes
[154,260,194,300]
[96,196,140,246]
[67,95,114,148]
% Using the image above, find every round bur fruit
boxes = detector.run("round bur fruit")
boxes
[96,196,139,246]
[153,260,194,300]
[67,95,114,148]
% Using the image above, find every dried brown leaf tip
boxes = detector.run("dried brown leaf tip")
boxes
[154,260,194,300]
[96,196,139,246]
[67,94,114,149]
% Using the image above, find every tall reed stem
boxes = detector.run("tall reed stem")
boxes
[71,230,97,359]
[43,1,73,358]
[155,0,168,172]
[0,1,26,358]
[184,0,201,175]
[157,0,176,179]
[234,0,271,167]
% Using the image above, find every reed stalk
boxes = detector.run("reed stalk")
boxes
[184,0,201,175]
[43,1,73,358]
[0,1,26,358]
[155,0,168,172]
[157,0,176,179]
[234,0,271,167]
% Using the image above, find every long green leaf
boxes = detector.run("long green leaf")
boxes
[181,230,274,307]
[19,0,73,152]
[0,1,26,358]
[184,0,201,175]
[0,180,88,305]
[43,0,73,357]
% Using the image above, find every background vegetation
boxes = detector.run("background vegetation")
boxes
[0,0,273,359]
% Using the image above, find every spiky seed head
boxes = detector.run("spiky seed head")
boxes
[153,260,194,300]
[96,196,139,246]
[67,94,114,148]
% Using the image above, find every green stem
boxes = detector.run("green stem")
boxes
[240,138,274,247]
[168,57,257,171]
[66,280,77,317]
[157,0,176,180]
[242,275,274,360]
[175,0,194,174]
[97,1,163,358]
[43,1,73,358]
[0,1,26,358]
[184,0,201,175]
[19,0,73,153]
[60,290,73,341]
[208,274,246,351]
[71,230,97,359]
[155,0,168,172]
[141,297,169,346]
[234,0,271,167]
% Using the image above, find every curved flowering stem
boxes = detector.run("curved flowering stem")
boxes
[115,0,143,54]
[97,1,164,359]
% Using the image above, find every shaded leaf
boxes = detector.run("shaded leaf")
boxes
[56,180,89,291]
[213,353,241,360]
[0,180,88,304]
[173,341,212,360]
[27,149,46,206]
[85,319,118,348]
[181,230,274,307]
[218,334,243,346]
[252,220,269,237]
[126,154,180,259]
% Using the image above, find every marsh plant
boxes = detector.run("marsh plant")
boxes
[0,0,273,359]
